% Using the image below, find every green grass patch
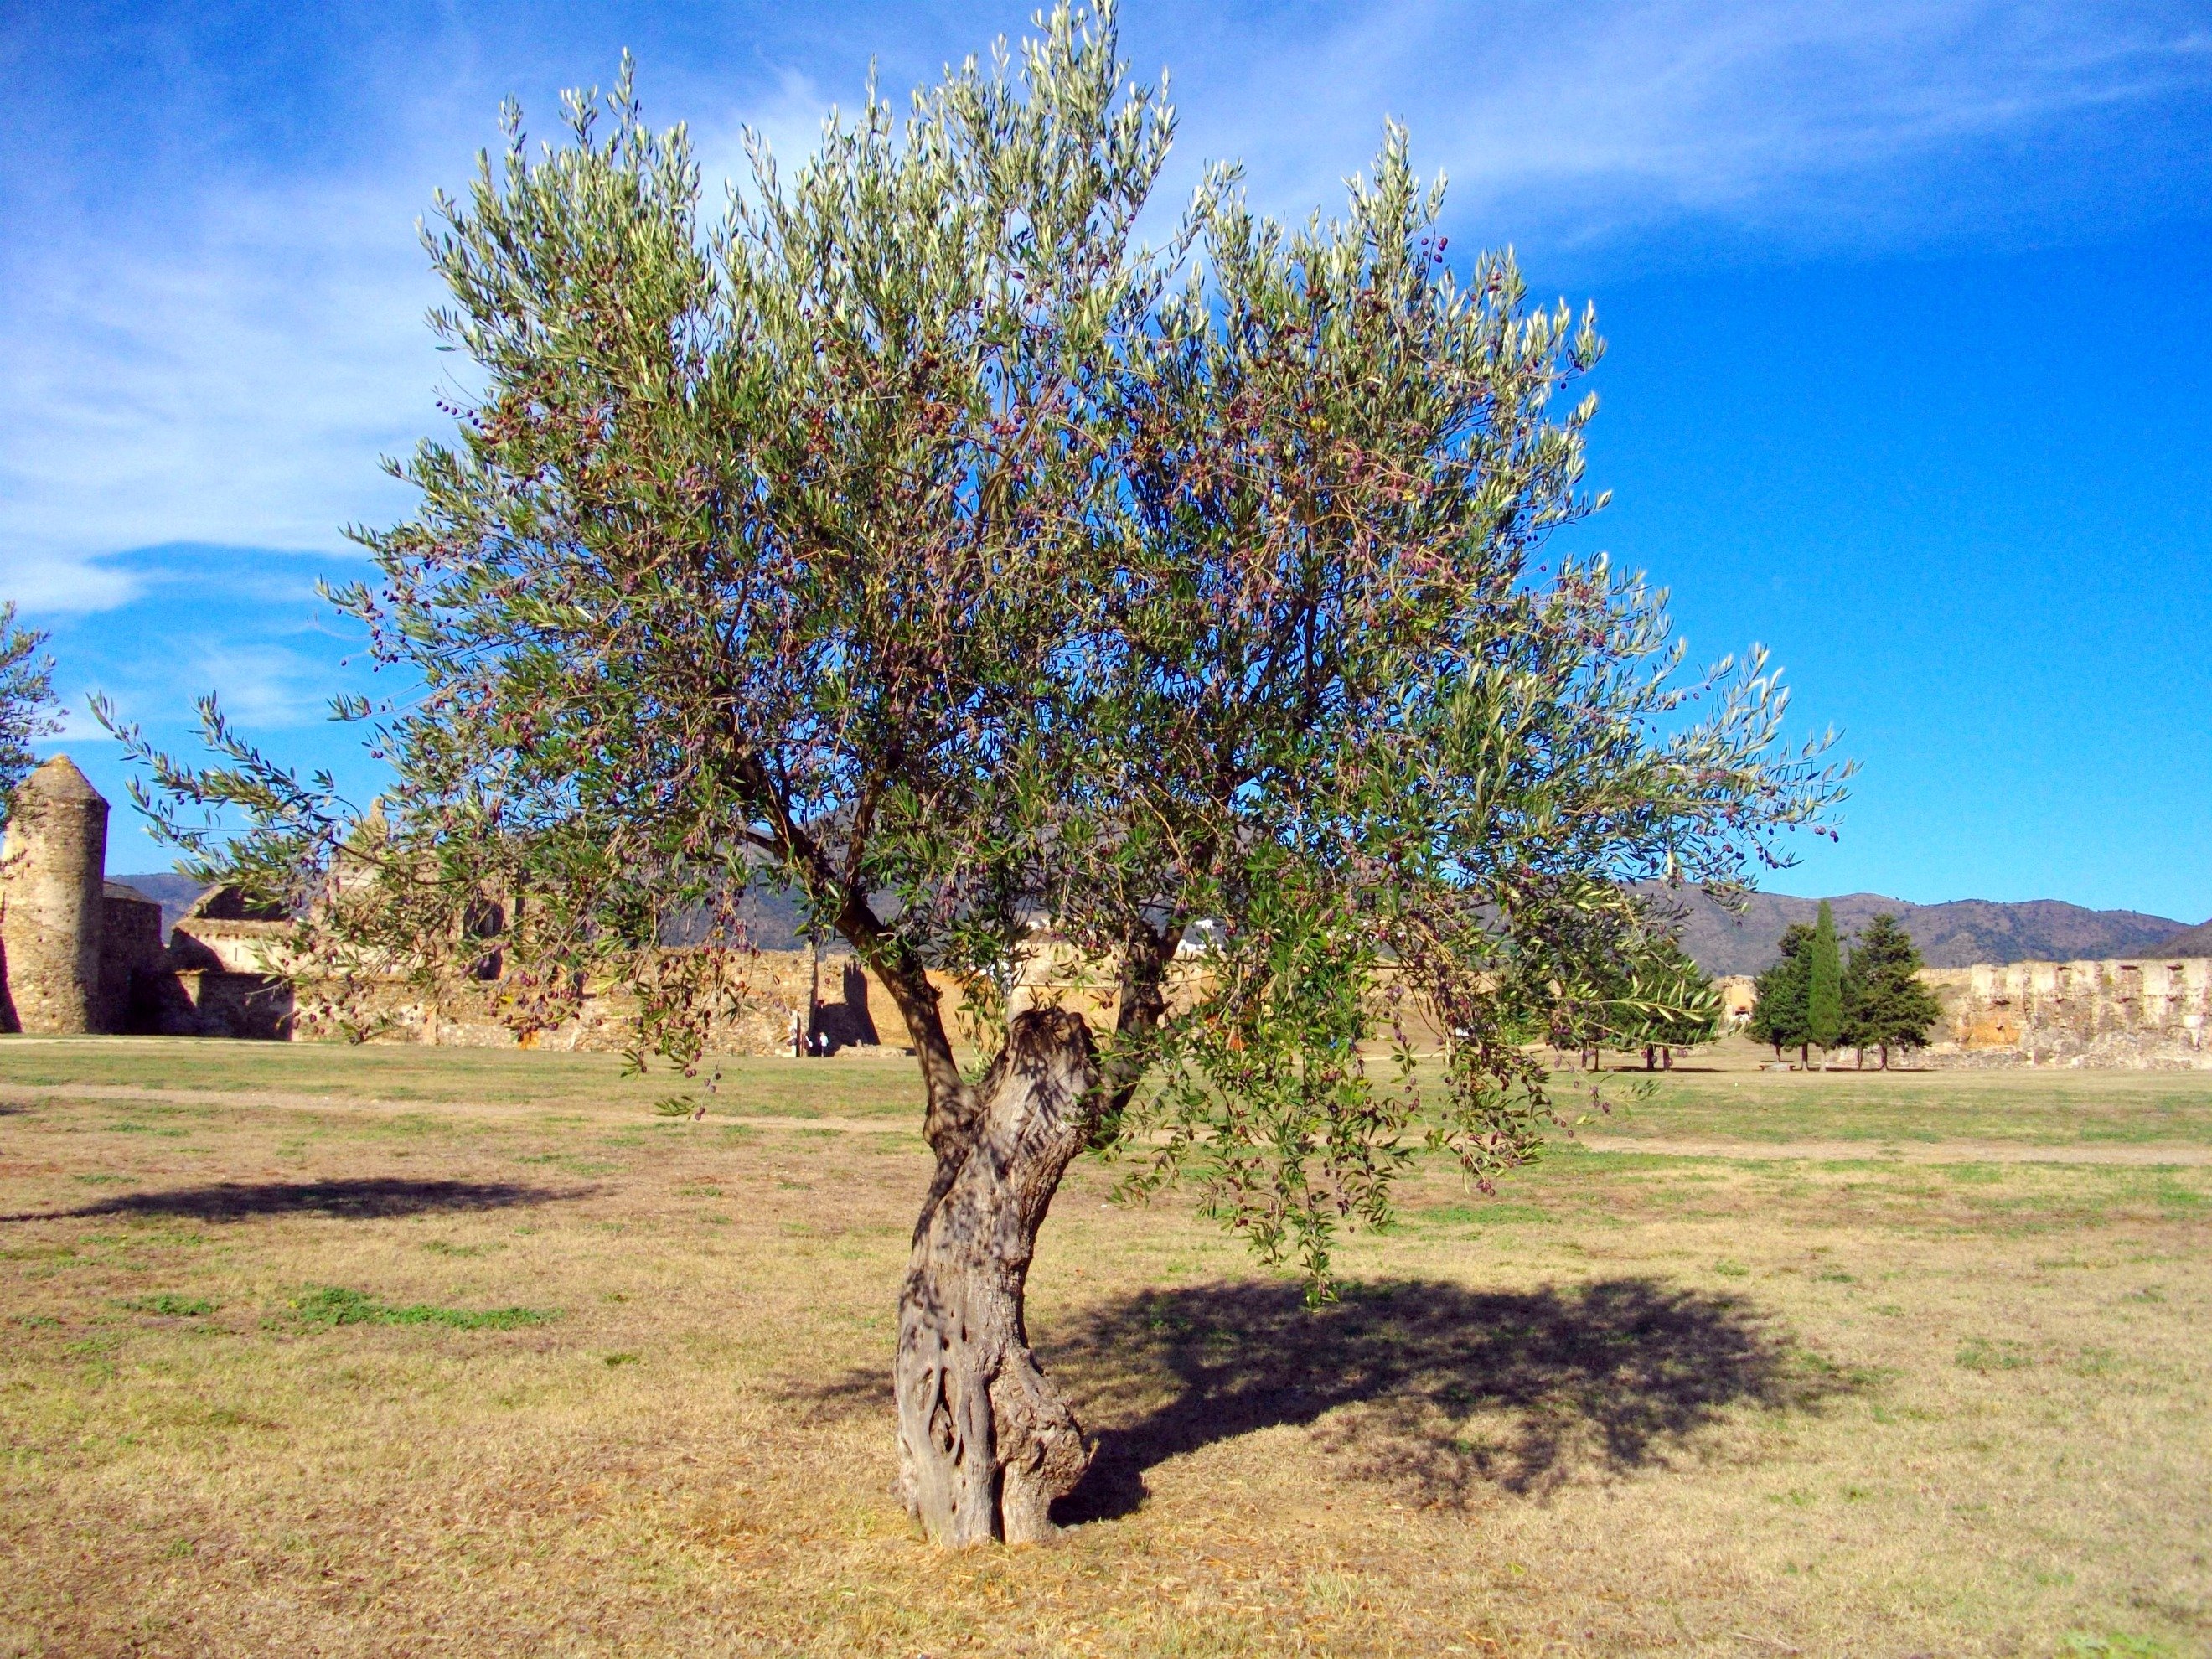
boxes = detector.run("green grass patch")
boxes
[1414,1202,1553,1227]
[0,1037,925,1119]
[120,1294,215,1317]
[290,1286,558,1332]
[516,1153,623,1175]
[1587,1063,2212,1149]
[1956,1337,2033,1372]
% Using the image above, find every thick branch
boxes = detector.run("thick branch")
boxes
[1091,914,1180,1145]
[837,890,977,1153]
[720,748,974,1145]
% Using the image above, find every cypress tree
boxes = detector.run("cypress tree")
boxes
[1807,900,1843,1057]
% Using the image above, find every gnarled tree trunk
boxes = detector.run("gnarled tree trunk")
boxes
[894,1006,1099,1545]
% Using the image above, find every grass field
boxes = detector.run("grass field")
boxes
[1,1037,2207,1656]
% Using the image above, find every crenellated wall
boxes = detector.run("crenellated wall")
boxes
[1922,956,2212,1069]
[13,798,2197,1070]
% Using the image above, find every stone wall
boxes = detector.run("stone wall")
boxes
[0,766,1125,1055]
[1921,957,2212,1070]
[267,939,1154,1057]
[164,913,302,977]
[143,968,297,1041]
[0,757,109,1034]
[98,883,168,1033]
[1715,974,1758,1027]
[71,811,2209,1073]
[278,948,953,1057]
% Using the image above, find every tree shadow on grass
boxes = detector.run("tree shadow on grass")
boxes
[1047,1276,1846,1522]
[796,1276,1849,1522]
[1,1177,590,1223]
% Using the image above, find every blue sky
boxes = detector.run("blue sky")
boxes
[3,1,2209,918]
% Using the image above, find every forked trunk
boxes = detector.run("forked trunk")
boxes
[895,1007,1098,1546]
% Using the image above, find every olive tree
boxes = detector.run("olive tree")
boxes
[111,3,1843,1546]
[0,602,60,819]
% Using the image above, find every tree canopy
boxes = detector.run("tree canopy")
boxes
[1748,922,1816,1061]
[1842,912,1942,1066]
[1807,899,1843,1052]
[108,2,1847,1544]
[0,602,59,822]
[1576,933,1721,1068]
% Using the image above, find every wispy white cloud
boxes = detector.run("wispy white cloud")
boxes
[1142,0,2212,255]
[0,171,442,611]
[167,638,339,731]
[3,0,2206,626]
[28,545,377,739]
[691,66,838,206]
[0,24,868,616]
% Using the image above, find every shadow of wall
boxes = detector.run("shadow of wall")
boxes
[809,959,882,1053]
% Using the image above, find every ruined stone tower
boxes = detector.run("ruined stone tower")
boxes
[1,756,110,1034]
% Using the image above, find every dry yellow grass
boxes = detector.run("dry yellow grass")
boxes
[1,1038,2206,1656]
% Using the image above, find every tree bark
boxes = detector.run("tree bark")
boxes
[746,793,1122,1546]
[894,1006,1099,1545]
[1094,917,1178,1140]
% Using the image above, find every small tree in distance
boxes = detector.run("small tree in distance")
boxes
[1842,912,1942,1067]
[1807,899,1843,1059]
[1748,922,1814,1064]
[1598,935,1722,1070]
[0,602,61,822]
[106,4,1847,1546]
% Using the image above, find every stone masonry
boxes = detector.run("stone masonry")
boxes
[1,756,112,1033]
[3,767,2201,1067]
[0,759,230,1036]
[1922,957,2212,1070]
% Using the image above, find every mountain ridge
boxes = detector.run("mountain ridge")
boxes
[2150,917,2212,958]
[116,871,2208,979]
[1642,885,2199,976]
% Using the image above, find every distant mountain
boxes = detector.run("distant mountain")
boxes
[111,871,214,938]
[1641,885,2190,976]
[112,863,2206,974]
[2152,917,2212,957]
